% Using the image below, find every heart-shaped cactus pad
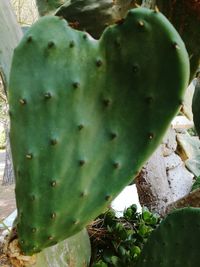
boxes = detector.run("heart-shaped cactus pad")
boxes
[9,8,189,255]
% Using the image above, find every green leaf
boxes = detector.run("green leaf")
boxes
[191,176,200,191]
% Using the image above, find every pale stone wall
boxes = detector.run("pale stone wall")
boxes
[11,0,38,25]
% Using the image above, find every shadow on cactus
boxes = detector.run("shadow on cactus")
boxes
[9,7,189,255]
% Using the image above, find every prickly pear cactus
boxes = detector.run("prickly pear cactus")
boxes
[192,82,200,137]
[9,8,189,255]
[136,207,200,267]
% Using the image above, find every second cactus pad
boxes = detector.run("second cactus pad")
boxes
[192,81,200,137]
[9,8,189,255]
[136,208,200,267]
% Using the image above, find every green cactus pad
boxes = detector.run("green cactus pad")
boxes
[136,207,200,267]
[9,8,189,255]
[192,84,200,137]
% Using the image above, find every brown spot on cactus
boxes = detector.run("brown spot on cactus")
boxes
[69,21,79,29]
[115,18,125,25]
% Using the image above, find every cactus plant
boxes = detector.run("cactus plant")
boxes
[9,7,189,255]
[136,207,200,267]
[192,82,200,138]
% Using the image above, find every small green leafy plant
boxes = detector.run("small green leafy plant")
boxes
[89,205,160,267]
[191,176,200,191]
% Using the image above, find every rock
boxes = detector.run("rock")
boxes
[136,146,173,214]
[162,127,177,156]
[167,163,194,201]
[164,153,182,170]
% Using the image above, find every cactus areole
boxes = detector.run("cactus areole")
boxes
[9,8,189,255]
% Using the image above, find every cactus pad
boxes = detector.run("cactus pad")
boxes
[136,207,200,267]
[9,8,189,255]
[192,83,200,137]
